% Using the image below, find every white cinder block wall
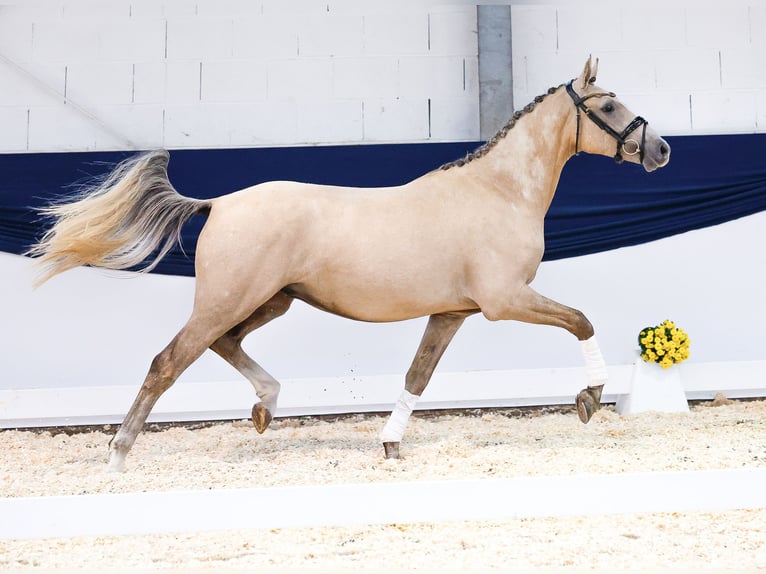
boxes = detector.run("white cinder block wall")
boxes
[1,1,765,153]
[0,1,480,152]
[511,0,766,136]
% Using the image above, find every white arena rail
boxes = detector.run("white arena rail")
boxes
[1,360,764,428]
[2,468,765,540]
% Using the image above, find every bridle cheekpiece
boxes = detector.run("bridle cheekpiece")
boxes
[565,80,648,164]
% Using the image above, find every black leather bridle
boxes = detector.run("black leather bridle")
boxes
[565,80,648,164]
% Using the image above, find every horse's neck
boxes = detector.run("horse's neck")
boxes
[466,89,575,213]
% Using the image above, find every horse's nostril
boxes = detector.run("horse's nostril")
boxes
[660,143,669,156]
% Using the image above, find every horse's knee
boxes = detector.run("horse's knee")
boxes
[571,310,594,340]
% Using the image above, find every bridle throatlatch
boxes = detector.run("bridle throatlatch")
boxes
[565,80,648,164]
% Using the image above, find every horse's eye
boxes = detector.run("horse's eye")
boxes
[602,101,615,113]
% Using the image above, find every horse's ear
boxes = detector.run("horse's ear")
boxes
[578,55,599,89]
[590,57,599,84]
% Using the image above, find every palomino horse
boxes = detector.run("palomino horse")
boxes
[30,57,670,471]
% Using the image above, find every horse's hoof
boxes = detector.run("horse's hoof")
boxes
[251,403,273,434]
[576,385,603,424]
[383,441,400,459]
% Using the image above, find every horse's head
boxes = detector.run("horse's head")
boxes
[567,56,670,172]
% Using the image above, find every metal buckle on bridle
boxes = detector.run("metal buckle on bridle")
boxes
[622,139,640,156]
[565,80,648,165]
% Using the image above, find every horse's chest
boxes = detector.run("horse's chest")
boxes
[466,226,545,286]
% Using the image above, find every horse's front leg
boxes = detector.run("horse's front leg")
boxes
[481,285,608,423]
[381,311,473,459]
[575,335,608,423]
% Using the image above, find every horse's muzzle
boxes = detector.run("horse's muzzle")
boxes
[643,137,671,172]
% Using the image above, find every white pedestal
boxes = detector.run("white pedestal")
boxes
[615,355,689,415]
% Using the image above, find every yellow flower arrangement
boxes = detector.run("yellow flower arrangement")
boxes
[638,320,690,369]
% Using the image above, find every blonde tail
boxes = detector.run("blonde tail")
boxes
[27,150,211,286]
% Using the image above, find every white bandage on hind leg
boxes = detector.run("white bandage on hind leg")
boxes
[380,390,419,443]
[580,335,608,386]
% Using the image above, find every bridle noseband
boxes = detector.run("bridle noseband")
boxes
[565,80,648,164]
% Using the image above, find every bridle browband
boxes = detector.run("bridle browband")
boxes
[565,80,648,164]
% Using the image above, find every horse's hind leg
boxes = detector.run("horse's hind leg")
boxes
[209,292,293,433]
[108,316,231,472]
[380,311,472,459]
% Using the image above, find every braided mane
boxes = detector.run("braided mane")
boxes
[440,84,563,171]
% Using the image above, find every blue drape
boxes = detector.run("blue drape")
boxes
[547,133,766,259]
[1,133,764,276]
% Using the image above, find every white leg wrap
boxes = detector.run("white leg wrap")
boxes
[581,335,608,386]
[380,390,419,443]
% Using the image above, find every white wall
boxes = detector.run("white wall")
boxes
[0,0,479,152]
[1,1,765,153]
[511,0,766,136]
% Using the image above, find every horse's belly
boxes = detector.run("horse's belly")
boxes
[283,279,474,323]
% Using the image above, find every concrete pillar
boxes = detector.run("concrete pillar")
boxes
[478,5,513,140]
